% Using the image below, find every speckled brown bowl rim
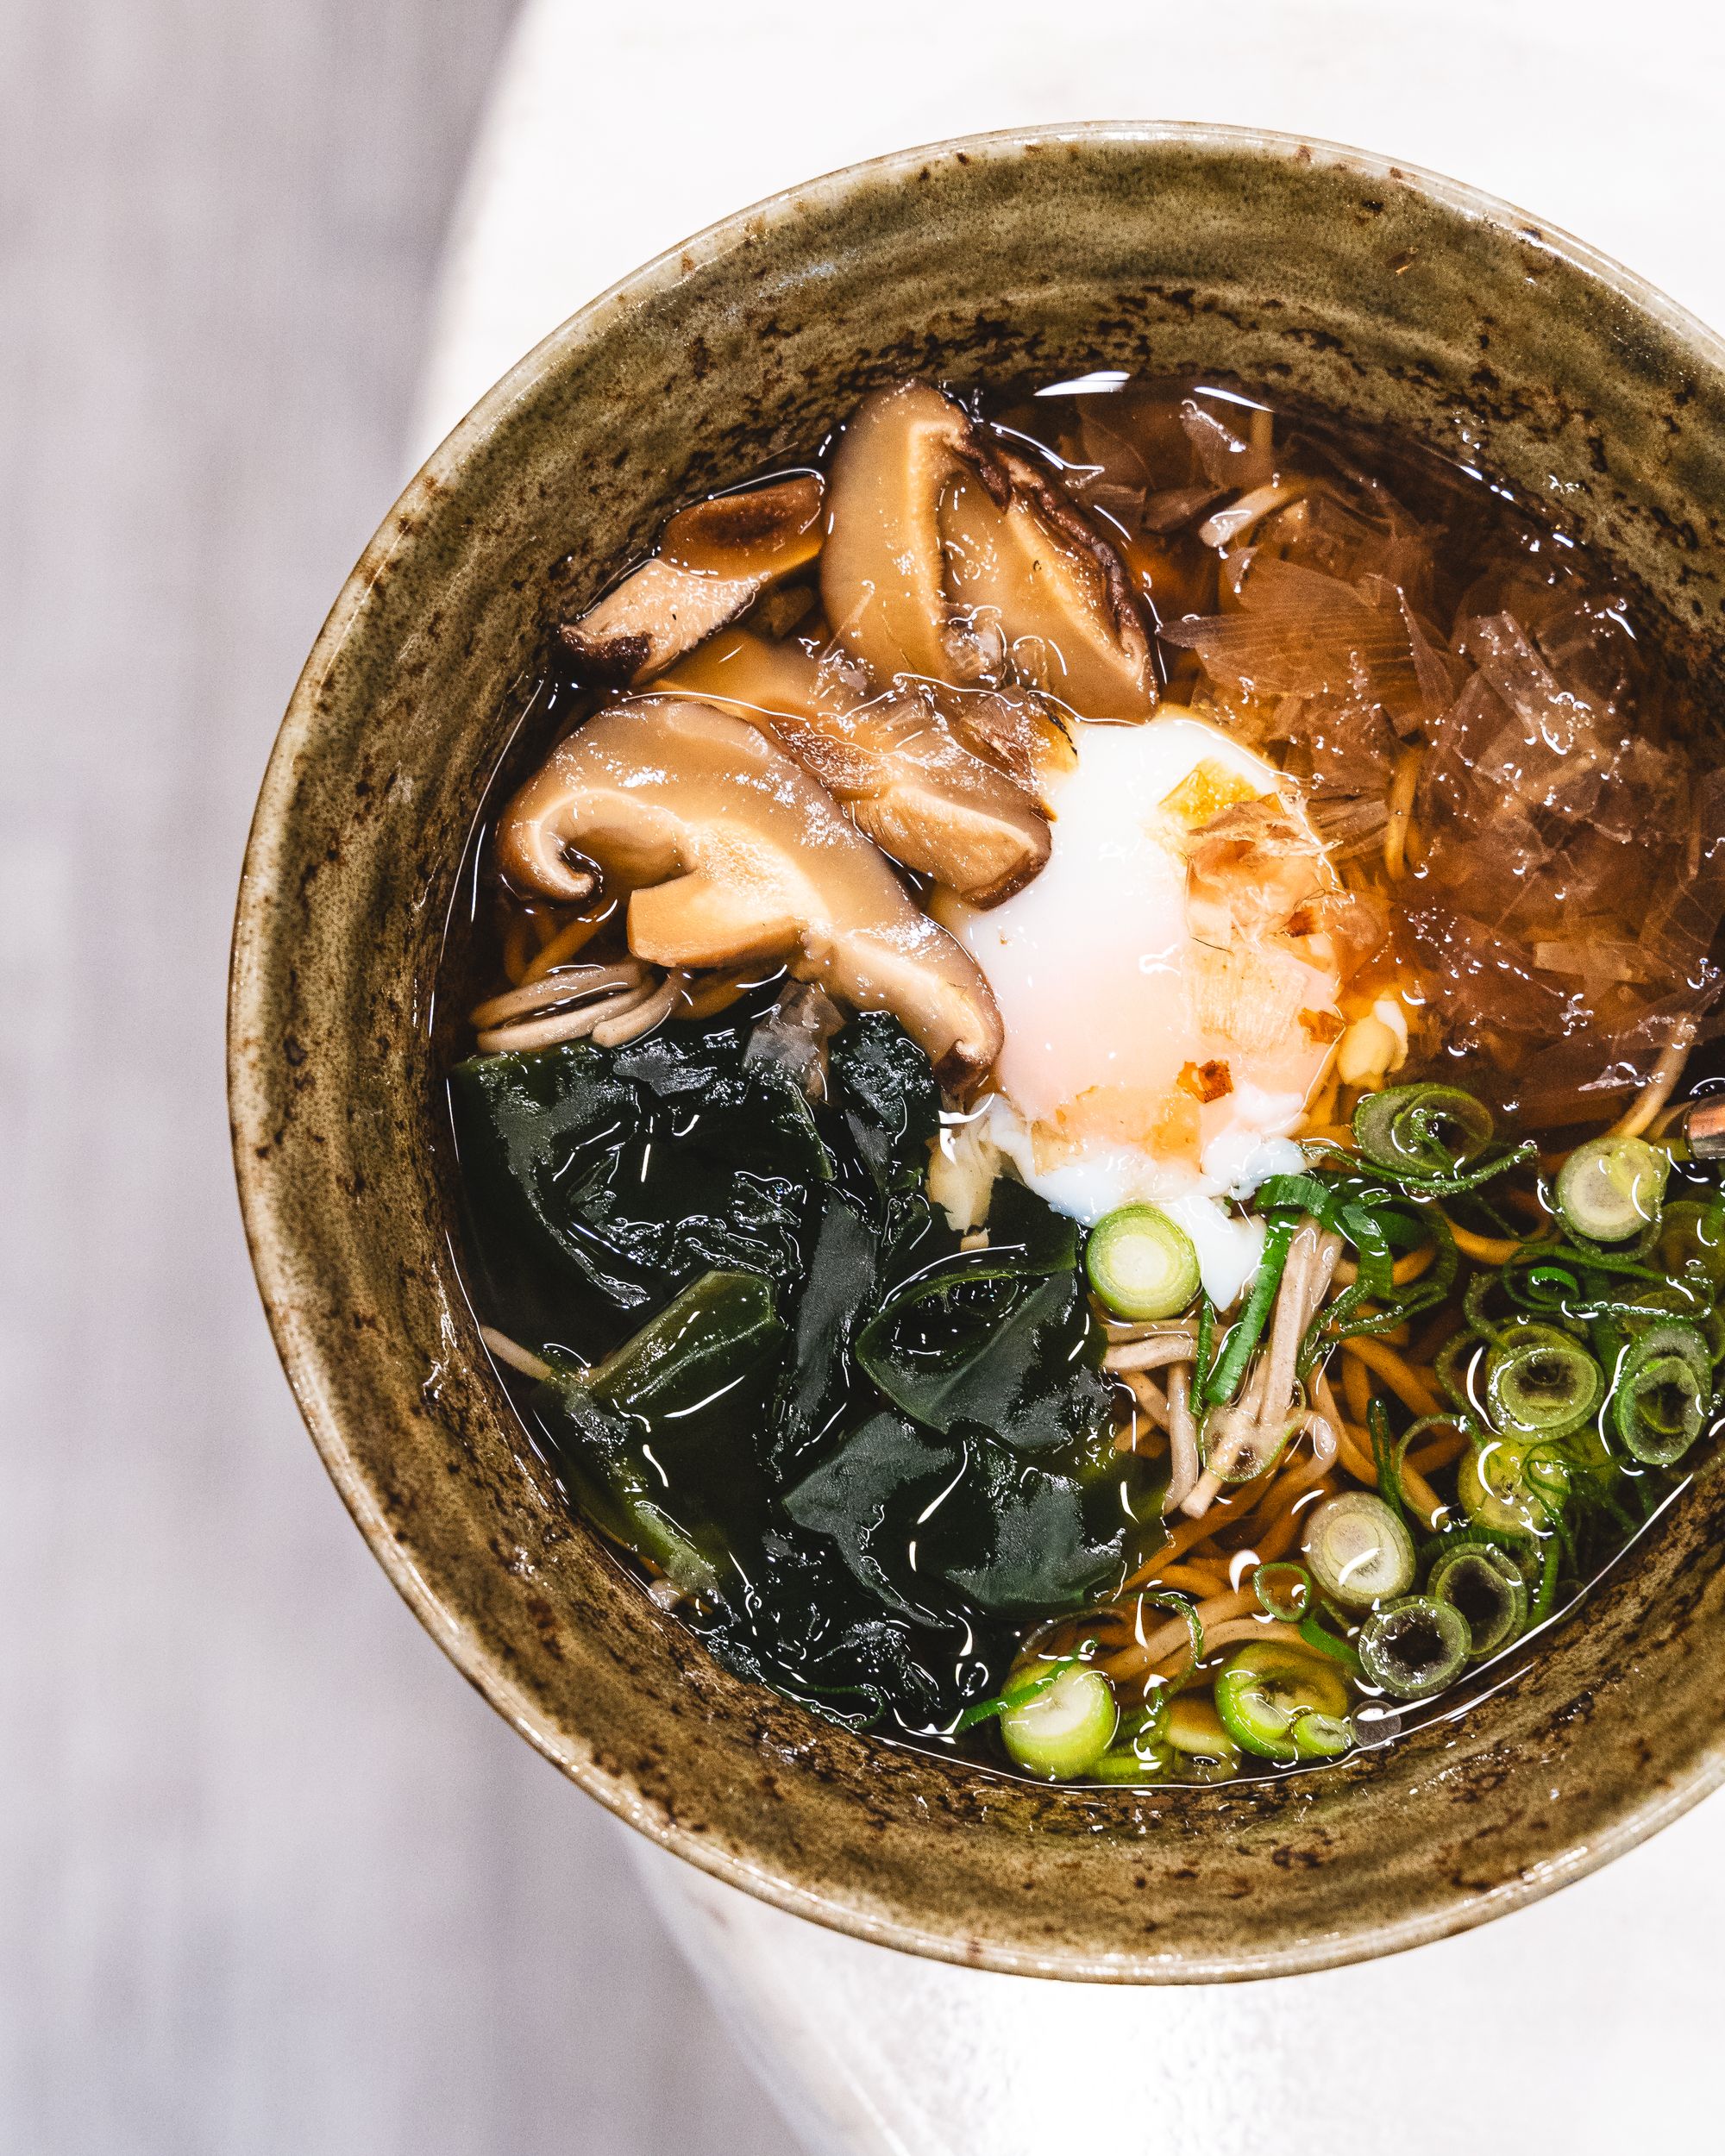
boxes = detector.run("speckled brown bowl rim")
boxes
[232,121,1725,1981]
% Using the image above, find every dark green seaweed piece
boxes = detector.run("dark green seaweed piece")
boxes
[784,1417,1153,1626]
[919,1436,1146,1616]
[543,1390,731,1596]
[696,1530,1001,1730]
[781,1410,960,1617]
[855,1181,1113,1452]
[582,1269,785,1420]
[450,1034,831,1314]
[536,1269,787,1597]
[828,1011,941,1195]
[455,1004,1170,1736]
[768,1192,881,1473]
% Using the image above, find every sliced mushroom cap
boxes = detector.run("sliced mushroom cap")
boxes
[819,381,988,686]
[558,474,823,687]
[820,381,1155,718]
[658,474,823,580]
[940,454,1156,720]
[662,627,1050,906]
[494,697,1003,1089]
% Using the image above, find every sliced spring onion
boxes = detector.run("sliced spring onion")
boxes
[1353,1084,1494,1179]
[1000,1664,1119,1779]
[1085,1203,1201,1319]
[1357,1595,1471,1700]
[1483,1322,1603,1440]
[1437,1327,1483,1412]
[1163,1692,1242,1771]
[1628,1290,1725,1366]
[1555,1136,1670,1243]
[1214,1643,1352,1763]
[1610,1322,1713,1466]
[1195,1292,1218,1396]
[1458,1433,1570,1534]
[1201,1214,1295,1407]
[1138,1590,1204,1671]
[1531,1535,1561,1625]
[1254,1171,1335,1219]
[1088,1741,1169,1782]
[1369,1398,1408,1527]
[1253,1561,1314,1623]
[1302,1491,1416,1611]
[1417,1520,1536,1573]
[955,1649,1088,1731]
[1088,1696,1170,1782]
[957,1656,1065,1742]
[1299,1605,1363,1671]
[1427,1544,1528,1658]
[1156,1699,1242,1785]
[1655,1199,1725,1293]
[1291,1711,1352,1758]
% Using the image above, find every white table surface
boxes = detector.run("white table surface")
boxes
[416,5,1725,2149]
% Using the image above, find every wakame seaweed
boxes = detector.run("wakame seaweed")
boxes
[449,997,1154,1730]
[856,1179,1115,1452]
[450,1012,831,1320]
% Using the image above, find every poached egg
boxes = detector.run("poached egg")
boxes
[933,711,1342,1306]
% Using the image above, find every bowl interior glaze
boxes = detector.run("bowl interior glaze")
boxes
[230,123,1725,1982]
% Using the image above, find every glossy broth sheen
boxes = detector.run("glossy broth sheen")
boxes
[440,372,1725,1785]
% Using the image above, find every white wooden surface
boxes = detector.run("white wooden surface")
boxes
[0,6,794,2151]
[419,5,1725,2151]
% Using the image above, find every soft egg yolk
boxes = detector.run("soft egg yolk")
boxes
[935,711,1342,1304]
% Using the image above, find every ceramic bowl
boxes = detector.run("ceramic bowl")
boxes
[230,122,1725,1982]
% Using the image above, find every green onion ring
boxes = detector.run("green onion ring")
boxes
[956,1645,1095,1731]
[1138,1590,1205,1670]
[1298,1604,1363,1672]
[1354,1085,1496,1178]
[1368,1398,1408,1528]
[1253,1561,1314,1623]
[1427,1543,1528,1658]
[1438,1330,1484,1413]
[1256,1171,1336,1219]
[1357,1595,1471,1700]
[1484,1323,1604,1440]
[1610,1323,1713,1466]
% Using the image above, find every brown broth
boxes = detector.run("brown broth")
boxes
[437,370,1725,1786]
